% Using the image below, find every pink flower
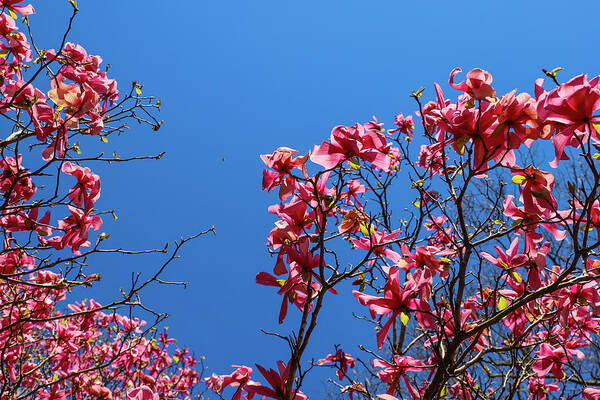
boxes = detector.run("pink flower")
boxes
[341,180,366,207]
[317,349,355,380]
[126,386,159,400]
[62,162,101,209]
[536,74,600,167]
[480,238,528,271]
[311,123,391,172]
[510,166,557,217]
[373,355,427,397]
[256,267,317,323]
[389,113,415,136]
[43,206,102,254]
[0,154,36,203]
[352,229,402,269]
[244,360,308,400]
[527,377,559,400]
[583,387,600,400]
[353,267,434,348]
[449,67,496,100]
[532,343,568,380]
[261,147,309,201]
[205,365,253,400]
[0,0,35,15]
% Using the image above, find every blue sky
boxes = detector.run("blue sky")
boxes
[31,0,600,397]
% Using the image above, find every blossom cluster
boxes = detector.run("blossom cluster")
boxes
[207,59,600,400]
[0,1,199,398]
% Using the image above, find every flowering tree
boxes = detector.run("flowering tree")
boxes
[0,1,204,398]
[206,66,600,400]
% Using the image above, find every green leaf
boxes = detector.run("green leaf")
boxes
[593,122,600,139]
[511,271,523,283]
[359,221,372,236]
[8,9,17,19]
[348,158,360,170]
[455,136,470,155]
[135,86,141,96]
[400,312,410,326]
[440,385,448,397]
[68,0,79,11]
[549,67,564,77]
[511,175,526,185]
[498,296,509,311]
[100,136,108,143]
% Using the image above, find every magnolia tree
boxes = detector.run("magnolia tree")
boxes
[0,1,204,399]
[206,65,600,400]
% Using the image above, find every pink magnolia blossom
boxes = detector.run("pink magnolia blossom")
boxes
[389,113,415,136]
[583,387,600,400]
[0,0,35,15]
[480,238,528,271]
[317,349,355,380]
[449,372,476,400]
[1,31,31,61]
[61,161,101,209]
[449,67,496,100]
[311,123,391,172]
[536,74,600,167]
[373,355,427,397]
[510,166,557,217]
[256,267,317,323]
[126,386,159,400]
[43,206,102,254]
[261,147,309,201]
[353,267,434,348]
[341,180,366,207]
[0,154,36,203]
[527,377,559,400]
[503,195,565,252]
[244,360,308,400]
[205,365,253,400]
[532,343,568,380]
[352,229,402,269]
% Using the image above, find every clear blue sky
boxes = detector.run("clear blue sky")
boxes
[32,0,600,397]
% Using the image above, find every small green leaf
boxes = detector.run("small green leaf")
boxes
[100,136,108,143]
[593,122,600,139]
[359,221,372,236]
[8,9,17,19]
[549,67,564,77]
[498,296,509,311]
[455,135,470,155]
[440,385,448,397]
[135,86,141,96]
[400,312,410,326]
[511,271,522,283]
[348,158,360,170]
[594,153,600,160]
[511,175,527,184]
